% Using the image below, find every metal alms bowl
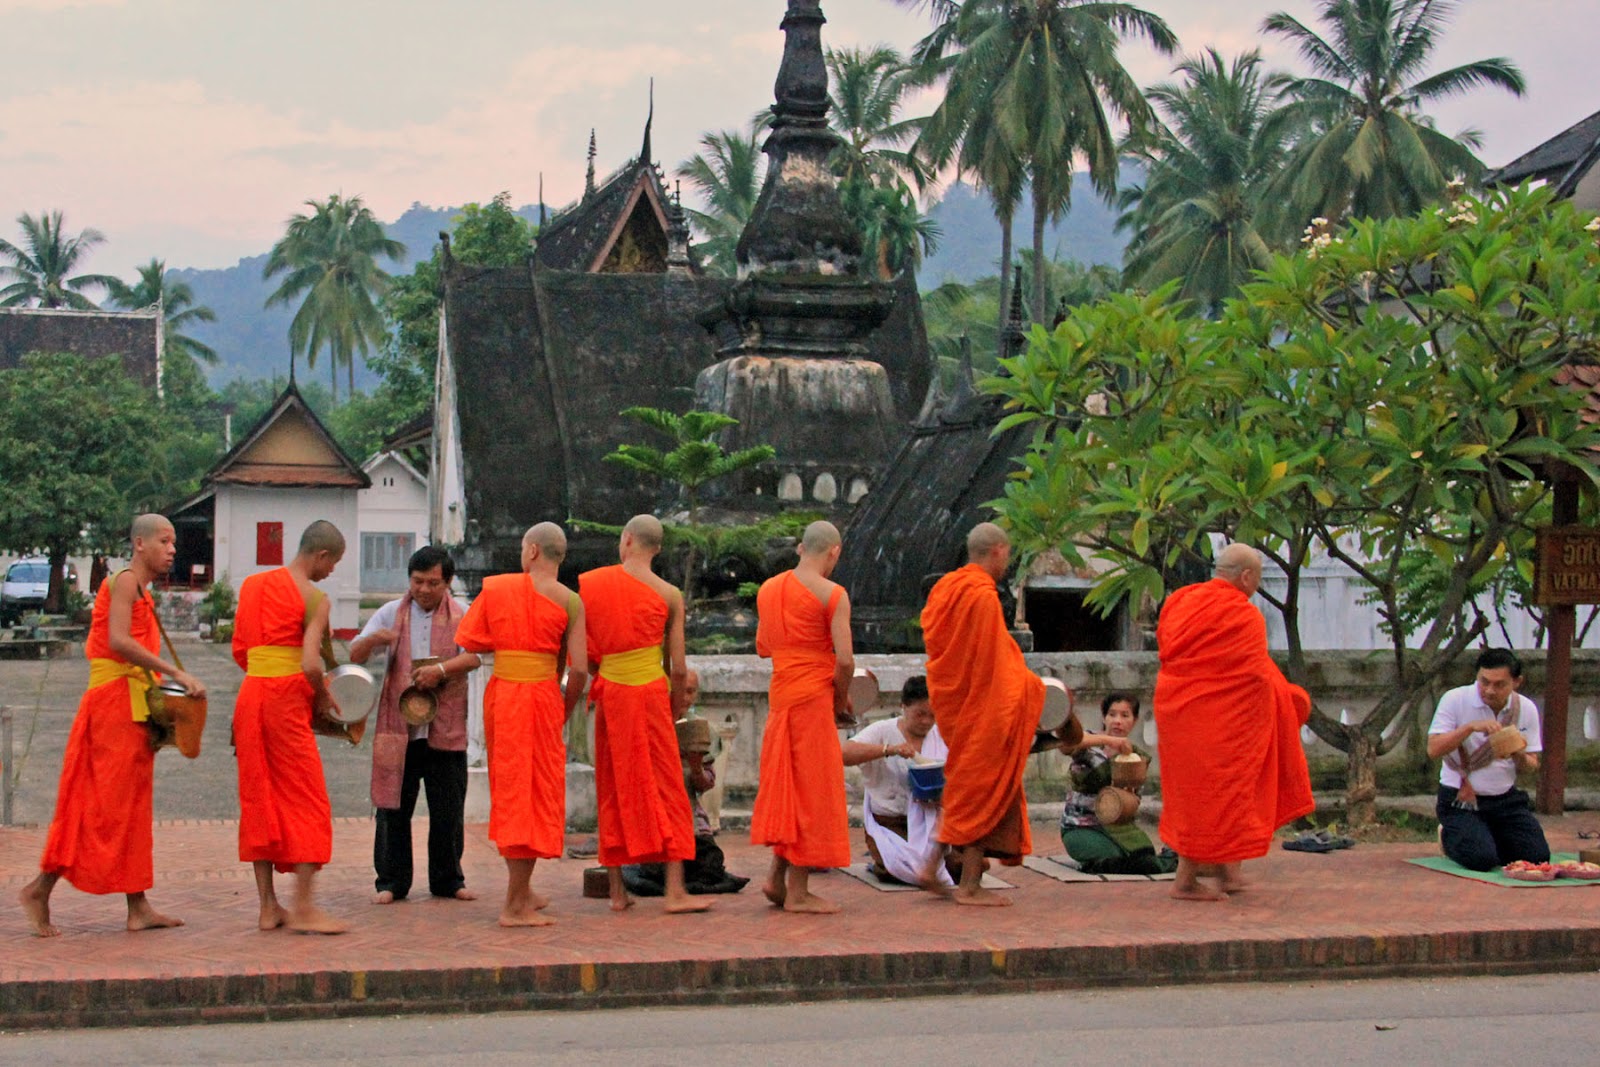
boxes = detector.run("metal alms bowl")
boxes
[324,664,379,724]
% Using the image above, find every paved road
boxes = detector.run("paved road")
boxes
[3,972,1595,1065]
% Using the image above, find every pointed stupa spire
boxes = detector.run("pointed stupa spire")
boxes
[584,129,597,200]
[538,173,547,227]
[638,78,655,165]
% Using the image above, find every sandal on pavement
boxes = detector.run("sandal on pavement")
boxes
[1283,831,1339,853]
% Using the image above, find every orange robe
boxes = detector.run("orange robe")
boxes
[580,565,695,867]
[456,573,569,860]
[1154,578,1314,864]
[233,568,332,871]
[38,577,159,894]
[749,571,851,868]
[922,563,1043,861]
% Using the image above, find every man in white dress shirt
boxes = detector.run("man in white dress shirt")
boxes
[349,546,478,902]
[841,676,953,887]
[1427,648,1550,871]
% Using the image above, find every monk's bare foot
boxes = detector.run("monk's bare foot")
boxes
[762,878,787,907]
[953,886,1012,908]
[20,883,60,938]
[259,903,290,931]
[1218,876,1248,894]
[288,906,348,935]
[609,890,635,913]
[784,895,844,921]
[372,890,396,905]
[1169,882,1228,902]
[783,892,840,915]
[664,894,712,914]
[916,856,954,898]
[528,890,550,911]
[499,906,555,928]
[452,887,478,901]
[127,899,184,932]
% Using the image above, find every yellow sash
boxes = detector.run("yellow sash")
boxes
[493,650,559,683]
[247,645,304,677]
[88,658,153,723]
[598,645,666,686]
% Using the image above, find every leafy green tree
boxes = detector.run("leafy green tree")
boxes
[264,194,405,401]
[1260,0,1525,238]
[376,193,540,431]
[986,184,1600,824]
[602,407,776,601]
[904,0,1176,324]
[1119,49,1289,314]
[0,353,162,610]
[675,126,765,277]
[0,211,117,309]
[108,258,220,376]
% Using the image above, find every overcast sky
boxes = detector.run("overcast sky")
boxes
[1,0,1591,276]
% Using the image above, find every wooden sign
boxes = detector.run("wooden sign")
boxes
[1535,526,1600,605]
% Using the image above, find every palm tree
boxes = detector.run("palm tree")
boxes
[263,194,405,400]
[826,45,930,189]
[108,259,220,377]
[1260,0,1525,236]
[675,127,765,278]
[604,407,776,601]
[1119,49,1289,314]
[0,211,117,309]
[904,0,1176,324]
[841,176,942,279]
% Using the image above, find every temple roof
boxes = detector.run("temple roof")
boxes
[1487,107,1600,196]
[0,305,160,390]
[205,381,369,490]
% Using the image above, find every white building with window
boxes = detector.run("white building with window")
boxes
[357,451,430,595]
[168,382,367,632]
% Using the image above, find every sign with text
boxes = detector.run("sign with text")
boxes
[1535,526,1600,605]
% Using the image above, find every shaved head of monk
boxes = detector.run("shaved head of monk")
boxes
[522,522,567,569]
[297,520,345,580]
[798,520,842,571]
[1213,543,1263,595]
[129,513,177,575]
[966,522,1012,580]
[621,514,664,556]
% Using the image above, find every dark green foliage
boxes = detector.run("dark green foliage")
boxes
[0,353,162,608]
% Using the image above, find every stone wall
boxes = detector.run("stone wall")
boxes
[688,650,1600,794]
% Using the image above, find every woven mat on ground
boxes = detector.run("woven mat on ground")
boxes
[839,863,1012,892]
[1405,853,1600,888]
[1022,854,1178,883]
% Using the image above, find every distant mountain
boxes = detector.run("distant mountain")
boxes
[171,174,1129,385]
[172,202,543,385]
[918,169,1136,288]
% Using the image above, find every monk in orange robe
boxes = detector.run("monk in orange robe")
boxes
[751,520,854,914]
[20,514,205,937]
[455,522,587,927]
[580,515,710,915]
[233,519,347,934]
[1154,543,1314,901]
[920,522,1044,907]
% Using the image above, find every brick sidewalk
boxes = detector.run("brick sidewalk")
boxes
[4,813,1600,1030]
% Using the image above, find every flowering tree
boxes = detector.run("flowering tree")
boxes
[988,183,1600,823]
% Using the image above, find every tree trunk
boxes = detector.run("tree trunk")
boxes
[995,214,1013,360]
[45,543,69,614]
[348,353,355,400]
[1031,185,1048,325]
[1345,731,1380,828]
[330,351,338,403]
